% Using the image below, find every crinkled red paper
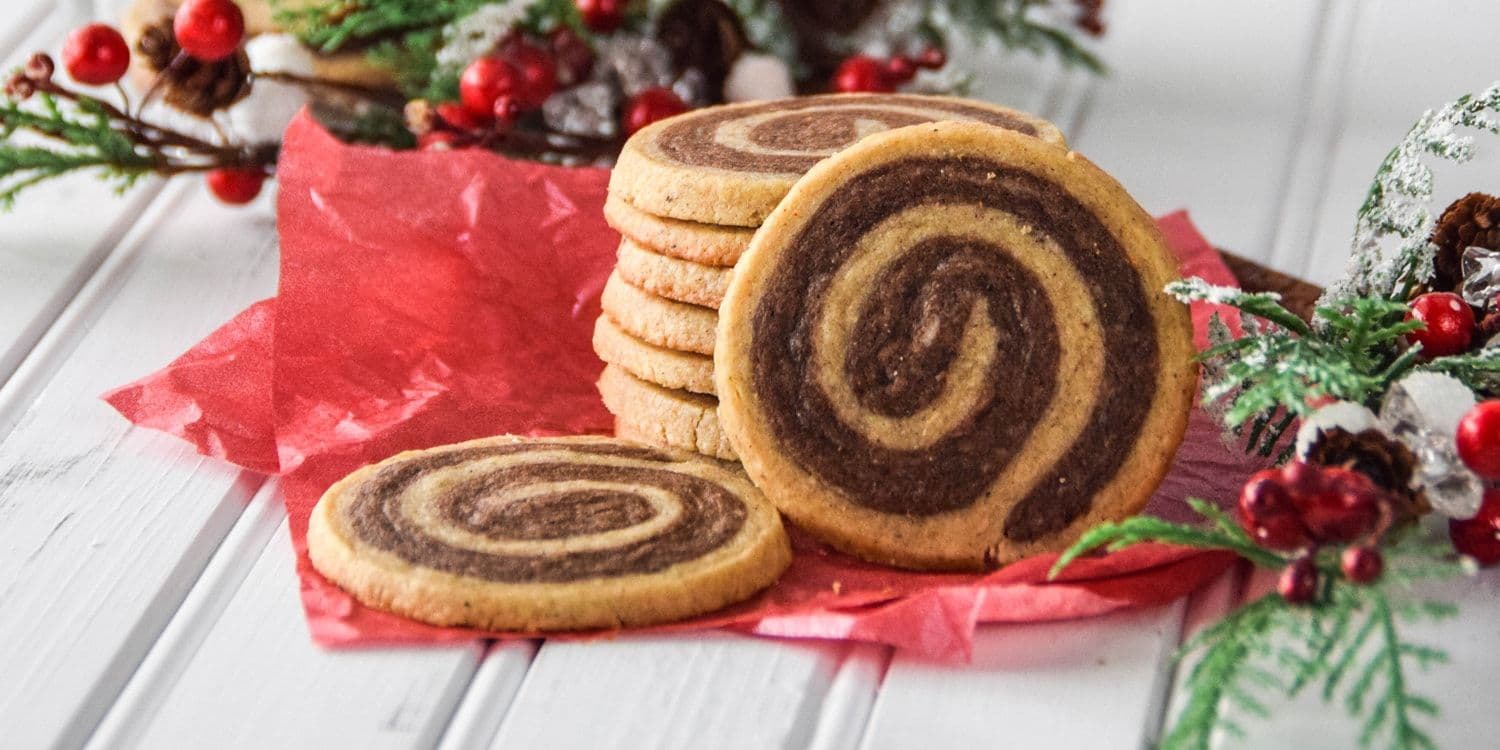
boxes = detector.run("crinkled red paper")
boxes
[105,113,1260,660]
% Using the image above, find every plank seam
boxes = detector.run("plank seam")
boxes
[0,180,178,445]
[81,477,280,750]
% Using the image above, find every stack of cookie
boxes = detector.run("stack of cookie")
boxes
[593,93,1066,463]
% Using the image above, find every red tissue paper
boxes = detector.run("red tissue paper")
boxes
[105,112,1261,661]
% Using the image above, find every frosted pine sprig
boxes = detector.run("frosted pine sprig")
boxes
[1326,83,1500,304]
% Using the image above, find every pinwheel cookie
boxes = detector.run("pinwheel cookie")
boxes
[593,315,716,395]
[600,270,718,355]
[616,237,733,309]
[603,194,754,268]
[308,435,787,631]
[598,365,735,460]
[610,93,1066,227]
[716,122,1197,571]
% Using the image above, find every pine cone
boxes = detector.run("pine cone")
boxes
[656,0,747,99]
[1428,192,1500,294]
[793,0,882,33]
[137,17,251,117]
[1303,427,1428,521]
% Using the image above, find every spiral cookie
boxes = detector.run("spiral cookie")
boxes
[611,93,1066,227]
[604,194,754,267]
[601,271,718,355]
[598,365,735,460]
[594,315,716,395]
[716,122,1197,571]
[617,238,733,309]
[308,435,787,631]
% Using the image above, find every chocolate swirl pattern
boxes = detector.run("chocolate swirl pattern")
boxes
[716,122,1197,571]
[308,435,790,631]
[611,93,1067,227]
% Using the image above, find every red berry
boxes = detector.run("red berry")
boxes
[1405,292,1476,358]
[1278,557,1319,604]
[1450,488,1500,566]
[622,87,689,136]
[205,167,264,205]
[174,0,245,62]
[548,27,594,85]
[915,46,947,69]
[576,0,625,33]
[833,55,895,93]
[62,24,129,85]
[884,56,917,83]
[1340,546,1384,583]
[492,95,521,127]
[459,57,520,119]
[1238,470,1311,550]
[502,41,557,109]
[1291,468,1382,544]
[1456,400,1500,480]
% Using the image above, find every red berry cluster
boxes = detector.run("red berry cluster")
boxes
[1451,400,1500,564]
[1239,463,1393,603]
[53,1,266,205]
[458,38,559,126]
[440,29,688,149]
[832,49,947,94]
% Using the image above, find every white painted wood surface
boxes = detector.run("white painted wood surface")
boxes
[0,2,1496,749]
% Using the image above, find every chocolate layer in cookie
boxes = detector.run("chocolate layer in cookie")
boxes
[750,157,1159,541]
[343,441,747,582]
[656,94,1045,174]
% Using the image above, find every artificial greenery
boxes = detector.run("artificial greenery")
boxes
[1052,503,1468,750]
[1168,85,1500,458]
[280,0,1104,101]
[1172,280,1499,457]
[1050,85,1500,749]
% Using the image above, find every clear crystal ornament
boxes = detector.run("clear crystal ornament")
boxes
[594,34,675,97]
[542,81,620,138]
[672,69,710,108]
[1379,373,1483,519]
[1460,245,1500,308]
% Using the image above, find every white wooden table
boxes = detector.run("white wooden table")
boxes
[3,2,1498,748]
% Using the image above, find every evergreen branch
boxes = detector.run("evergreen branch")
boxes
[1327,83,1500,302]
[1049,501,1285,579]
[1417,345,1500,396]
[928,0,1106,73]
[1168,277,1311,336]
[1161,594,1284,750]
[272,0,490,53]
[1357,593,1440,750]
[0,93,155,208]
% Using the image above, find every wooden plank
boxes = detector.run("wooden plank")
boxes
[115,518,483,750]
[87,481,287,749]
[0,182,274,748]
[1073,0,1324,262]
[860,602,1188,749]
[493,634,846,750]
[806,645,888,750]
[1300,0,1500,284]
[435,640,540,750]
